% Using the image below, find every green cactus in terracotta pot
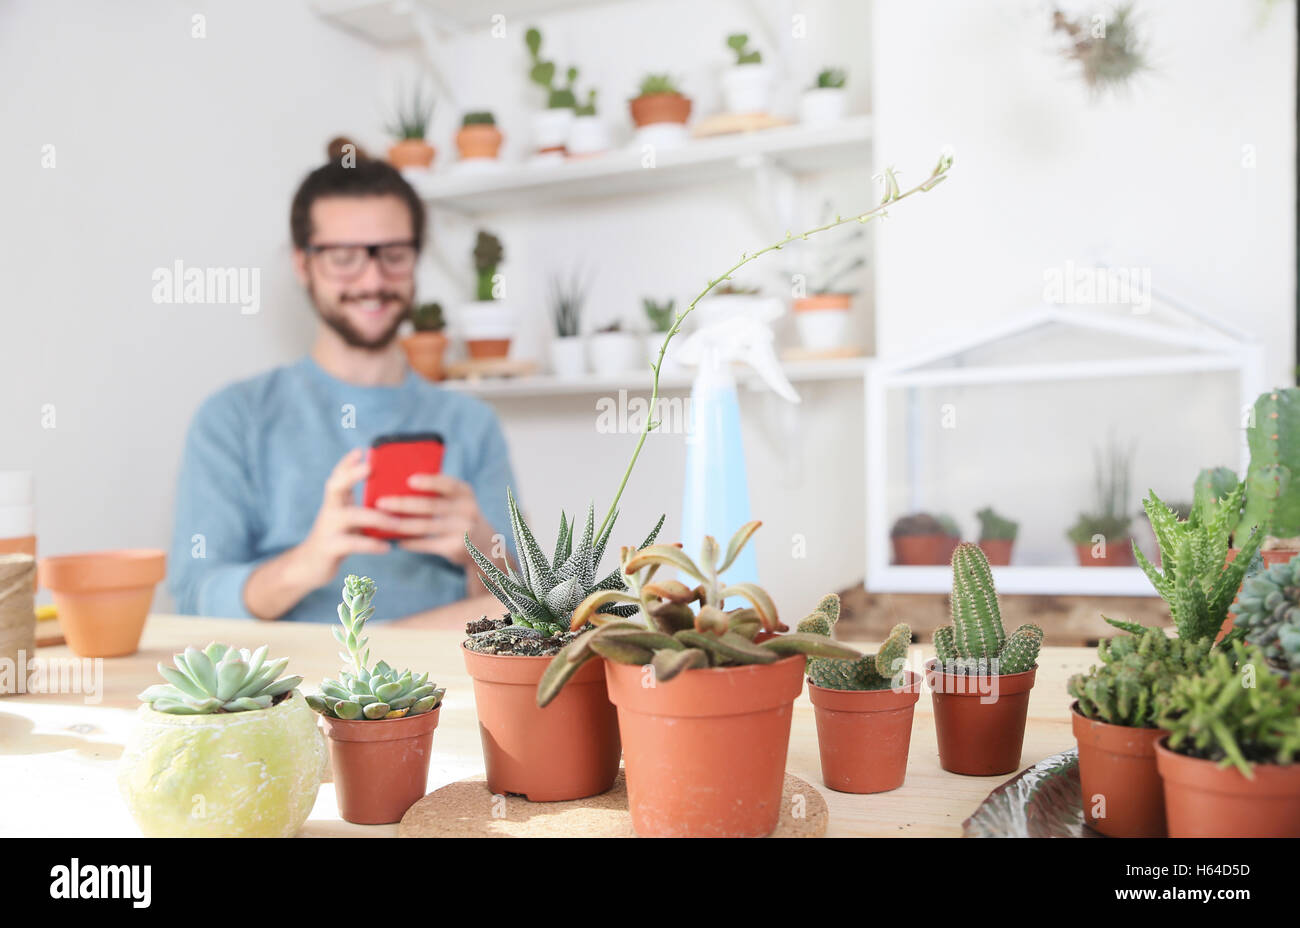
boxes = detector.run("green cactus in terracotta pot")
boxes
[799,594,911,690]
[934,543,1042,675]
[1068,627,1213,728]
[1240,388,1300,547]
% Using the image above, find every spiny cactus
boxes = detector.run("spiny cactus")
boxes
[307,576,444,721]
[976,507,1018,542]
[1241,388,1300,543]
[472,230,504,302]
[139,643,302,715]
[1229,554,1300,678]
[1068,627,1212,728]
[934,543,1042,675]
[1193,466,1240,530]
[464,490,664,639]
[798,594,910,690]
[410,302,444,332]
[537,523,861,706]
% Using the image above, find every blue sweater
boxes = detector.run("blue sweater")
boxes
[168,358,517,623]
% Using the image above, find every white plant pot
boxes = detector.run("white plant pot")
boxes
[550,336,587,379]
[587,333,641,377]
[634,122,690,150]
[794,308,850,351]
[799,87,847,126]
[720,64,774,115]
[566,115,610,156]
[531,107,575,152]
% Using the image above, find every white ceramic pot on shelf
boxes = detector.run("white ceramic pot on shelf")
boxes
[550,335,587,379]
[455,300,517,359]
[798,87,847,126]
[566,115,610,156]
[587,332,641,377]
[531,107,575,153]
[720,64,774,115]
[634,122,690,150]
[793,294,851,351]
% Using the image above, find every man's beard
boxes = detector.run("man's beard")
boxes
[311,283,411,351]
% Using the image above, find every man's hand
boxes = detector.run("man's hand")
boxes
[373,473,499,568]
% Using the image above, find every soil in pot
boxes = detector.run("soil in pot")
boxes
[605,654,805,837]
[1071,704,1167,838]
[809,672,921,793]
[318,705,441,824]
[402,332,448,381]
[38,549,165,658]
[978,539,1014,566]
[388,139,435,170]
[1074,541,1135,567]
[1155,738,1300,837]
[629,92,692,126]
[927,660,1036,776]
[456,125,503,160]
[892,534,948,565]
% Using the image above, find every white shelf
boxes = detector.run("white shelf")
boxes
[310,0,621,42]
[408,117,873,213]
[440,356,869,398]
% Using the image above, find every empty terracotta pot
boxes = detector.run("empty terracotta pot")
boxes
[388,139,435,170]
[629,92,692,127]
[462,645,620,802]
[401,331,449,382]
[38,550,164,658]
[1074,541,1135,567]
[1155,738,1300,838]
[455,124,503,160]
[318,705,440,824]
[927,659,1036,776]
[892,534,948,566]
[605,654,805,838]
[1071,704,1167,837]
[978,538,1014,566]
[809,671,921,793]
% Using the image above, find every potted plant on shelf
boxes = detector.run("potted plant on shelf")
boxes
[1068,627,1213,838]
[119,644,325,837]
[928,543,1044,775]
[458,230,515,360]
[524,26,578,157]
[642,296,683,375]
[462,495,663,801]
[38,549,165,657]
[307,576,446,825]
[587,319,640,377]
[567,89,610,156]
[1067,438,1135,566]
[890,512,948,565]
[801,598,917,794]
[386,83,436,171]
[937,513,962,561]
[975,506,1018,566]
[401,302,448,382]
[799,67,847,126]
[1154,641,1300,838]
[549,268,588,379]
[629,73,692,148]
[537,523,861,837]
[720,32,773,115]
[455,111,503,161]
[789,205,866,352]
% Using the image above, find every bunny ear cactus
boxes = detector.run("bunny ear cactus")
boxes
[934,543,1042,675]
[307,576,445,721]
[798,594,911,691]
[1229,554,1300,678]
[1240,388,1300,544]
[536,522,862,706]
[139,643,302,714]
[1068,627,1213,728]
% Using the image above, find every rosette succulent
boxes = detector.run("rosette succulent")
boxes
[1229,554,1300,677]
[139,643,302,714]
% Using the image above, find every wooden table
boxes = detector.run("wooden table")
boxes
[0,614,1095,837]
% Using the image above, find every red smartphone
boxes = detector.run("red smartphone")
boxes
[361,432,445,540]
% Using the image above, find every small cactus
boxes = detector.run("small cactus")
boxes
[798,595,910,690]
[1068,627,1213,727]
[935,543,1042,675]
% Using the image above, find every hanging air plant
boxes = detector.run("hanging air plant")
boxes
[1052,3,1148,95]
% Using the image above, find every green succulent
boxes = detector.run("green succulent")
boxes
[934,543,1043,675]
[1066,439,1134,546]
[462,111,495,127]
[386,83,435,140]
[574,89,597,117]
[1241,388,1300,543]
[799,595,910,691]
[726,32,762,65]
[976,506,1018,542]
[637,73,681,96]
[139,643,302,714]
[1193,466,1240,532]
[1068,627,1213,728]
[1229,554,1300,678]
[814,68,846,89]
[642,297,675,333]
[464,489,664,639]
[524,26,578,109]
[410,302,445,332]
[307,576,444,721]
[473,230,503,301]
[1156,641,1300,777]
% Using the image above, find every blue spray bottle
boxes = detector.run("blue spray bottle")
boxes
[676,297,800,588]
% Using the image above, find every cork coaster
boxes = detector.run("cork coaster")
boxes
[398,770,827,838]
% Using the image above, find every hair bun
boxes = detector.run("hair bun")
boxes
[326,136,371,164]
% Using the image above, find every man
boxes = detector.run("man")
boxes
[168,154,514,624]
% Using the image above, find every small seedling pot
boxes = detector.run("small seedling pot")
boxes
[1071,703,1167,838]
[927,659,1036,776]
[1155,737,1300,838]
[462,645,620,802]
[38,549,165,658]
[401,331,449,382]
[388,139,435,170]
[629,92,692,127]
[605,654,805,837]
[809,671,921,793]
[1074,540,1134,567]
[550,335,588,379]
[977,538,1014,566]
[318,705,441,825]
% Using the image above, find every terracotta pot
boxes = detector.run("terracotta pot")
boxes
[1071,704,1167,837]
[38,550,164,658]
[978,538,1014,566]
[808,672,921,793]
[401,331,449,382]
[466,338,511,359]
[462,645,620,801]
[792,294,851,313]
[1155,738,1300,837]
[892,534,948,565]
[629,92,692,127]
[318,705,441,824]
[927,659,1036,776]
[605,654,805,837]
[455,124,503,160]
[1074,540,1134,567]
[387,139,435,170]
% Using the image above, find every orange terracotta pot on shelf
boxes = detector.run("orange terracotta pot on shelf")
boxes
[1071,703,1167,838]
[401,331,449,382]
[927,659,1036,776]
[318,706,440,824]
[808,672,921,793]
[455,124,503,160]
[1155,738,1300,838]
[628,93,692,127]
[1074,541,1135,567]
[38,550,164,658]
[461,645,620,802]
[978,538,1014,566]
[891,534,948,565]
[792,294,851,313]
[466,338,511,360]
[388,139,435,170]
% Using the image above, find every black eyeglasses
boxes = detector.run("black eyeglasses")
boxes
[306,240,419,280]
